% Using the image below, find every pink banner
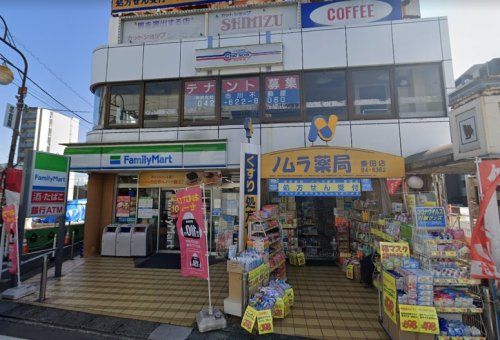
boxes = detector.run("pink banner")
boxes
[2,205,18,275]
[471,159,500,279]
[175,186,208,280]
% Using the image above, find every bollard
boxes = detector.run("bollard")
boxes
[38,255,49,302]
[70,230,75,260]
[51,234,57,259]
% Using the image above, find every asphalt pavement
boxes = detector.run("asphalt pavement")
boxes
[0,317,123,340]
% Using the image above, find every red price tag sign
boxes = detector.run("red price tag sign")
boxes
[257,309,273,335]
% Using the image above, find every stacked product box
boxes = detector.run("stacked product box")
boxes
[400,269,434,306]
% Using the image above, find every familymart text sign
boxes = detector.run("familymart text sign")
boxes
[27,152,70,217]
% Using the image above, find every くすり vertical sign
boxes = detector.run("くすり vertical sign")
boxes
[239,143,261,251]
[175,186,208,279]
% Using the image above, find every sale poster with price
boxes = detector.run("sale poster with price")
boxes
[399,304,439,334]
[175,186,208,280]
[382,271,397,324]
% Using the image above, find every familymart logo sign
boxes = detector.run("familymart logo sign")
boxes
[108,153,179,168]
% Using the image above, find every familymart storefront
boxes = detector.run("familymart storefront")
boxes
[63,140,238,257]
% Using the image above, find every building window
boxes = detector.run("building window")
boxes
[144,81,179,128]
[108,84,141,126]
[183,79,216,124]
[93,86,107,129]
[351,69,393,119]
[304,71,347,121]
[395,64,445,118]
[264,74,301,121]
[221,77,260,125]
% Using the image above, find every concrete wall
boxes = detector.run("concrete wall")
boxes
[92,17,454,90]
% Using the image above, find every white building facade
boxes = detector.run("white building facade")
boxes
[67,0,455,255]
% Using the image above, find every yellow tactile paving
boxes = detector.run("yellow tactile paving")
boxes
[23,257,388,338]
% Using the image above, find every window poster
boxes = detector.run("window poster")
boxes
[184,80,216,114]
[222,77,259,110]
[265,75,300,110]
[116,196,131,217]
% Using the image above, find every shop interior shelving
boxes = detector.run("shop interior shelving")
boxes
[248,216,286,279]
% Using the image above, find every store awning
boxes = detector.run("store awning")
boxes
[405,143,477,175]
[63,140,228,172]
[262,146,405,179]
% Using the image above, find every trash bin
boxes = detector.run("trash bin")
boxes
[115,224,133,257]
[131,224,153,257]
[101,224,119,256]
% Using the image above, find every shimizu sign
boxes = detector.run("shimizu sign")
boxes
[195,43,283,70]
[262,147,405,179]
[64,142,227,171]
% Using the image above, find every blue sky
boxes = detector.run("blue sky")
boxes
[0,0,499,164]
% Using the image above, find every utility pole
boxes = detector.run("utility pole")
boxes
[0,15,28,287]
[0,15,28,213]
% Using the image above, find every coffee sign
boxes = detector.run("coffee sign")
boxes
[301,0,402,28]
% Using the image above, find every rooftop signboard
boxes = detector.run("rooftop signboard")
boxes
[112,0,227,15]
[301,0,402,28]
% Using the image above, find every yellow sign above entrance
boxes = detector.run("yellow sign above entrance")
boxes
[262,147,405,179]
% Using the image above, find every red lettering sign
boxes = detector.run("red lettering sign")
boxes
[31,191,65,203]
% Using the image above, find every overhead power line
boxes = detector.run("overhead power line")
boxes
[10,33,94,109]
[1,54,93,126]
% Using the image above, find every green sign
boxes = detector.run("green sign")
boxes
[28,151,70,217]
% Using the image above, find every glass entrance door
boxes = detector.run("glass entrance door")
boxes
[158,188,215,253]
[159,189,179,251]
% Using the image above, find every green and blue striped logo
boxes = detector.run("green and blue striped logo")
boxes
[110,155,121,165]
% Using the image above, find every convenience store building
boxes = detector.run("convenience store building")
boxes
[64,0,454,258]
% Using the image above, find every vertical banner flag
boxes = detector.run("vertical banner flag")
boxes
[239,143,261,252]
[3,168,23,207]
[471,159,500,279]
[175,186,208,279]
[2,205,19,275]
[386,178,403,194]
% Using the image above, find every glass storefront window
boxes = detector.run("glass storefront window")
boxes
[183,79,216,124]
[304,71,347,121]
[108,84,141,126]
[395,64,445,118]
[221,77,260,125]
[351,69,393,119]
[144,81,180,127]
[93,86,107,129]
[115,175,138,223]
[264,74,301,121]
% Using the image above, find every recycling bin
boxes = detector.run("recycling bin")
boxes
[115,225,133,257]
[101,224,119,256]
[130,224,153,257]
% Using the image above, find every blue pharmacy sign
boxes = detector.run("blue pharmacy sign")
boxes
[301,0,402,28]
[414,207,447,228]
[361,179,373,191]
[244,153,258,195]
[278,179,361,197]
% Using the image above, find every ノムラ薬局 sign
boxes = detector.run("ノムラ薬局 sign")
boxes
[301,0,402,28]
